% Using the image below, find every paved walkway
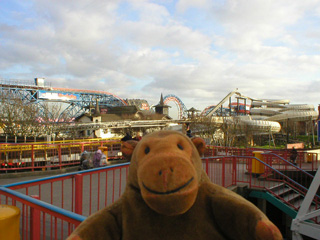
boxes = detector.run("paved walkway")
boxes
[0,167,79,185]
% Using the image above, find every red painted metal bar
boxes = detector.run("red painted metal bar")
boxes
[205,158,209,175]
[31,145,35,172]
[105,171,108,207]
[30,195,41,240]
[42,212,46,240]
[71,178,74,213]
[74,174,83,216]
[54,217,57,240]
[22,204,26,240]
[112,169,115,203]
[58,145,62,170]
[232,156,237,186]
[221,157,225,187]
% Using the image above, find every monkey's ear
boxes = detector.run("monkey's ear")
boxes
[121,140,138,161]
[191,137,206,156]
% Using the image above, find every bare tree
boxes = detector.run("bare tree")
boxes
[0,93,40,137]
[0,92,73,138]
[217,117,243,147]
[187,116,248,147]
[38,102,71,136]
[235,120,255,148]
[189,115,220,144]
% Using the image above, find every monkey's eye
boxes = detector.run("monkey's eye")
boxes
[177,144,184,150]
[145,146,150,154]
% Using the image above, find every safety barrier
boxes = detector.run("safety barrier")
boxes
[205,146,251,157]
[262,152,316,189]
[205,146,319,171]
[0,140,122,172]
[203,155,320,224]
[0,187,85,240]
[0,163,129,240]
[1,150,319,239]
[1,142,318,172]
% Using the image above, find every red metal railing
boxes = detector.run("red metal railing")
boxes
[205,146,319,172]
[202,155,320,222]
[0,187,85,240]
[0,141,122,172]
[262,152,316,189]
[1,143,317,172]
[0,163,129,240]
[1,149,319,239]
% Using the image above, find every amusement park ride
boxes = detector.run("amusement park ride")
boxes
[0,78,127,121]
[0,78,318,139]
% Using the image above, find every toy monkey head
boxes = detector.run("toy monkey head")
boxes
[122,130,206,216]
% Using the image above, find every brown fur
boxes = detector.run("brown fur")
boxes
[67,130,282,240]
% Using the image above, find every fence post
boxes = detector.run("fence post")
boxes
[31,145,35,172]
[232,156,237,185]
[222,157,225,187]
[58,144,62,169]
[75,174,83,215]
[30,195,41,240]
[81,143,84,152]
[205,158,209,175]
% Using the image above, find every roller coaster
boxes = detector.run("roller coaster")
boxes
[163,94,188,119]
[198,89,318,135]
[1,79,318,137]
[0,78,127,121]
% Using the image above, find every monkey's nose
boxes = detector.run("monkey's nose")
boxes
[158,167,174,190]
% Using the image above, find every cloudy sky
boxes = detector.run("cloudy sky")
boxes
[1,0,320,118]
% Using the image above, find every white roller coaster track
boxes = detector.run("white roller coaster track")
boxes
[206,90,318,134]
[218,116,281,134]
[266,110,318,122]
[240,118,281,133]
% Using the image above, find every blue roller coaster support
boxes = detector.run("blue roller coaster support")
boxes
[0,80,127,121]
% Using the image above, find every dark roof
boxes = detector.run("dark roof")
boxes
[105,105,138,114]
[187,107,200,112]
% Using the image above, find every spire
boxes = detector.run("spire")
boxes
[160,93,164,106]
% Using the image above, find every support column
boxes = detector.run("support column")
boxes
[75,174,83,215]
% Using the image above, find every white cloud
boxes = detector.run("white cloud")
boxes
[128,0,171,24]
[176,0,209,13]
[1,0,320,115]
